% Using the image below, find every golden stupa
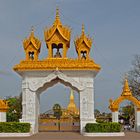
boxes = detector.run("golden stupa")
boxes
[67,89,79,115]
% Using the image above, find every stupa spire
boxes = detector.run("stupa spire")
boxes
[82,24,85,35]
[67,89,78,114]
[70,89,74,101]
[121,77,132,96]
[54,7,62,25]
[30,26,34,37]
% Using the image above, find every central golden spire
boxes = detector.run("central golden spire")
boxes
[67,89,79,114]
[82,24,85,35]
[54,8,62,26]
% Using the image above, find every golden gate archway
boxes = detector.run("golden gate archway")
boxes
[13,9,101,134]
[109,78,140,132]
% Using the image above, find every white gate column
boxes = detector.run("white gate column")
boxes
[135,111,140,132]
[80,78,96,134]
[21,80,39,134]
[112,111,118,122]
[0,112,6,122]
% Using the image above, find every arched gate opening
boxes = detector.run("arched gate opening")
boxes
[37,78,80,132]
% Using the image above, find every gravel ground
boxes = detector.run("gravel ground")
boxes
[0,132,140,140]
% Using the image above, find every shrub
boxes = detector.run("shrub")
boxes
[85,122,121,133]
[0,122,30,133]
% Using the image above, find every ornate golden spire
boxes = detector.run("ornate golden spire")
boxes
[30,26,34,37]
[54,8,62,26]
[75,24,92,60]
[44,8,71,42]
[23,27,41,51]
[23,28,41,60]
[82,24,85,35]
[70,89,74,101]
[121,78,132,96]
[67,89,79,114]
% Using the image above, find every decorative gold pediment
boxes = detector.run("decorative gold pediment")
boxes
[44,8,71,43]
[109,78,140,112]
[23,29,41,51]
[75,24,92,51]
[75,25,92,60]
[22,28,41,61]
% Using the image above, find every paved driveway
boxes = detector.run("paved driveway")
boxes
[0,132,140,140]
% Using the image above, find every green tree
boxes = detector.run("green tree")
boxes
[52,104,62,120]
[6,94,22,122]
[121,104,134,120]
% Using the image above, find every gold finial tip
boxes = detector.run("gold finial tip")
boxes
[30,26,34,37]
[124,73,128,80]
[56,7,60,19]
[31,26,34,32]
[82,24,85,34]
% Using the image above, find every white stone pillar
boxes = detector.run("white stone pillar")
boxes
[135,111,140,132]
[112,111,118,122]
[80,78,96,134]
[0,112,6,122]
[21,80,39,134]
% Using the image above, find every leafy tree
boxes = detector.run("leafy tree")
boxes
[6,94,22,122]
[121,105,134,120]
[94,109,100,118]
[127,55,140,99]
[52,104,62,120]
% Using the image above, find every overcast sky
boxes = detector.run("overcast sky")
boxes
[0,0,140,113]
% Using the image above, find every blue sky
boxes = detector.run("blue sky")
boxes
[0,0,140,113]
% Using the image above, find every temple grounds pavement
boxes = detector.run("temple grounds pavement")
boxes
[0,132,140,140]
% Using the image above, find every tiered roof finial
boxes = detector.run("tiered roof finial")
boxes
[74,24,92,59]
[121,77,132,96]
[56,8,59,20]
[30,26,34,37]
[23,27,41,61]
[54,7,61,25]
[44,7,71,58]
[82,24,85,35]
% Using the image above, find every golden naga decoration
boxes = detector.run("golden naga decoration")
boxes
[13,8,101,71]
[44,8,71,58]
[0,100,9,112]
[75,24,92,60]
[23,27,41,61]
[109,78,140,112]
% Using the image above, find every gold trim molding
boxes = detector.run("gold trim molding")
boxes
[13,58,101,71]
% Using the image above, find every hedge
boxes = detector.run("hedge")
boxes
[85,122,121,133]
[0,122,30,133]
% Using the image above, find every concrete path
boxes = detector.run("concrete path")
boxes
[0,132,140,140]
